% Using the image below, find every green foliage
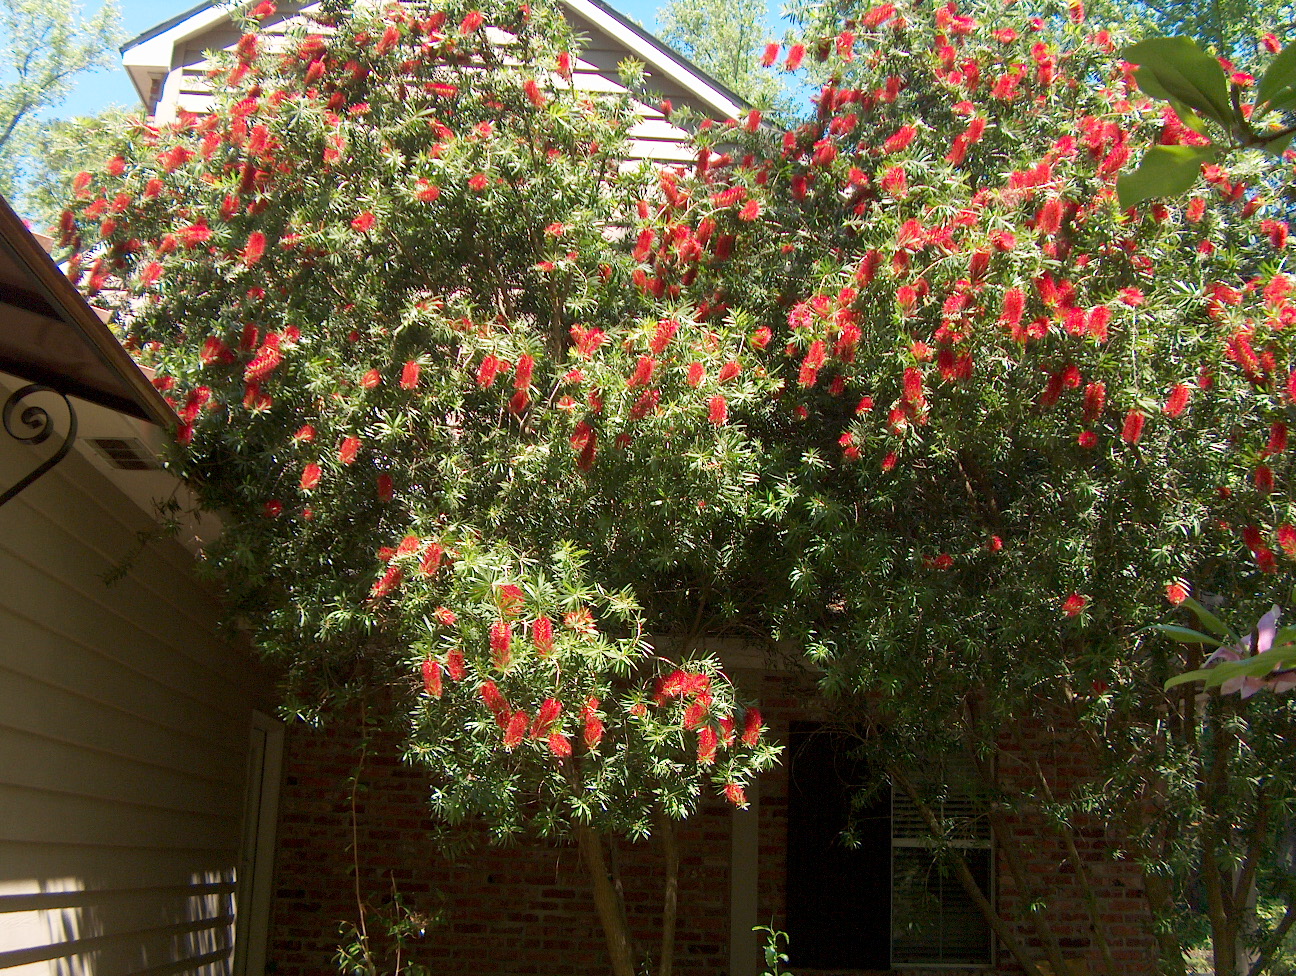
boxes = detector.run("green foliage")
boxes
[655,0,794,117]
[0,0,122,211]
[756,926,794,976]
[17,108,130,233]
[60,0,1296,971]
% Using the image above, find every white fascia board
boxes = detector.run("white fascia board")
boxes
[558,0,747,122]
[121,4,237,106]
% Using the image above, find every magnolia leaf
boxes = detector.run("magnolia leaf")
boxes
[1117,145,1216,208]
[1165,667,1215,689]
[1124,37,1235,130]
[1167,96,1210,134]
[1257,40,1296,115]
[1263,131,1295,157]
[1149,623,1222,645]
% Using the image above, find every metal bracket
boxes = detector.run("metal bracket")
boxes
[0,384,78,508]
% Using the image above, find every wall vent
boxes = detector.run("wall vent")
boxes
[86,437,163,471]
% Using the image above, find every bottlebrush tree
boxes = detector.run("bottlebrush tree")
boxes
[63,0,1296,973]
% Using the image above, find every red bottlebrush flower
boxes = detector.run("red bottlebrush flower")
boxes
[999,287,1025,332]
[1256,465,1275,493]
[415,179,441,202]
[1166,582,1189,605]
[139,261,164,288]
[532,615,554,654]
[263,499,283,518]
[362,368,382,389]
[496,584,526,616]
[468,173,489,192]
[421,542,444,576]
[697,726,718,765]
[370,565,403,599]
[396,535,420,558]
[339,435,361,465]
[1077,430,1098,449]
[1083,382,1106,421]
[1121,410,1145,444]
[180,220,212,248]
[400,361,420,389]
[1186,197,1205,222]
[252,1,276,18]
[547,730,572,757]
[106,155,125,176]
[422,658,442,697]
[1086,306,1110,342]
[490,619,512,670]
[1164,384,1191,417]
[377,24,401,54]
[881,165,908,199]
[1279,524,1296,557]
[724,782,748,807]
[503,710,528,750]
[293,424,315,442]
[717,360,741,384]
[1265,421,1288,456]
[761,42,779,66]
[750,327,772,350]
[883,124,916,153]
[514,354,535,390]
[902,366,924,406]
[446,648,466,681]
[459,9,484,33]
[576,431,597,472]
[784,43,805,71]
[556,50,572,78]
[687,362,706,387]
[242,231,266,266]
[683,698,709,730]
[531,697,563,738]
[523,77,546,108]
[351,211,376,233]
[628,355,656,388]
[739,198,762,221]
[300,463,321,490]
[708,395,729,425]
[476,354,502,388]
[630,390,660,420]
[583,715,605,750]
[244,334,283,383]
[633,228,654,263]
[480,680,508,721]
[377,473,394,502]
[1061,592,1088,617]
[742,708,762,746]
[649,319,678,355]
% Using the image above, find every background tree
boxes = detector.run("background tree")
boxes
[17,107,129,232]
[62,0,1296,973]
[0,0,122,218]
[655,0,793,116]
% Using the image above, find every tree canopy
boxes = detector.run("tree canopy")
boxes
[60,0,1296,972]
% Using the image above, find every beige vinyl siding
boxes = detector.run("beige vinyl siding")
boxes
[0,390,274,976]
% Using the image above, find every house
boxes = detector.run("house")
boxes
[104,3,1165,974]
[0,194,283,976]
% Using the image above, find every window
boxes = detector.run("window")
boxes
[785,723,994,970]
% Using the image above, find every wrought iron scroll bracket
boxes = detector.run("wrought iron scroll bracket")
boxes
[0,384,78,508]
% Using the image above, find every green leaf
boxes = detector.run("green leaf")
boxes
[1180,597,1233,640]
[1116,145,1216,208]
[1257,41,1296,115]
[1263,131,1295,157]
[1149,623,1222,645]
[1124,37,1235,130]
[1165,668,1213,689]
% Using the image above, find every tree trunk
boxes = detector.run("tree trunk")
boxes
[657,809,679,976]
[577,825,636,976]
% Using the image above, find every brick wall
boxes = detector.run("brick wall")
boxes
[266,671,1159,976]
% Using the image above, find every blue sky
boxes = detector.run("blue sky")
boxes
[60,0,683,118]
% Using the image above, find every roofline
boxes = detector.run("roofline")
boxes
[0,198,177,429]
[579,0,750,113]
[121,0,750,119]
[120,0,218,54]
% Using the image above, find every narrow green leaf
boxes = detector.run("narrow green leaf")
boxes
[1165,668,1213,689]
[1149,623,1222,645]
[1257,40,1296,114]
[1179,596,1233,639]
[1124,37,1235,129]
[1116,145,1215,208]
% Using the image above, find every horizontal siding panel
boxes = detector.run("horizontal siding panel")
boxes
[0,782,239,850]
[0,599,245,745]
[0,914,232,971]
[0,842,238,890]
[0,668,244,786]
[0,725,242,815]
[0,881,233,914]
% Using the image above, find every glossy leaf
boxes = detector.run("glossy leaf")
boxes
[1124,37,1235,130]
[1257,40,1296,115]
[1117,144,1216,208]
